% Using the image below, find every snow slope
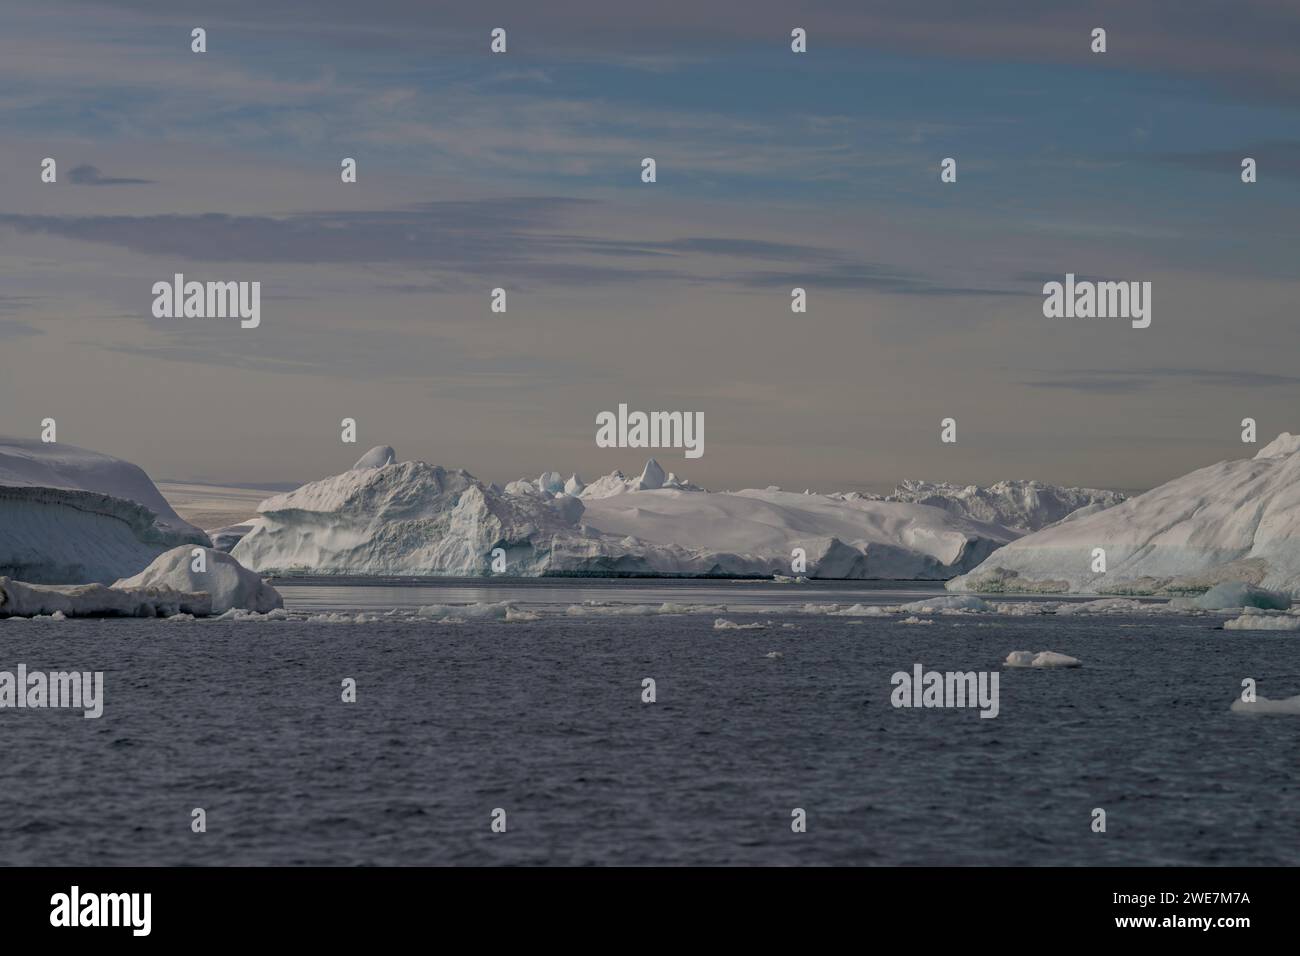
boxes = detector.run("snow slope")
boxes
[949,433,1300,596]
[233,447,1018,579]
[0,438,210,584]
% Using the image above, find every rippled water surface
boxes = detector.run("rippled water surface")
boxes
[2,580,1296,866]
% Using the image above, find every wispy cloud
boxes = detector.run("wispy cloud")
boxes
[1022,368,1300,393]
[67,164,154,186]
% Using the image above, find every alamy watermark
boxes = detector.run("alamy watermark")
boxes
[596,404,704,459]
[152,273,261,328]
[50,886,150,936]
[0,664,103,718]
[891,663,999,718]
[1042,273,1150,328]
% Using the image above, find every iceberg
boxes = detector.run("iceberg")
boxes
[233,454,587,576]
[0,437,209,583]
[231,447,1024,579]
[0,576,210,618]
[114,546,283,614]
[950,433,1300,596]
[1194,582,1290,611]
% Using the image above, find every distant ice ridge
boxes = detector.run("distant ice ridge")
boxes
[0,437,210,583]
[233,446,1044,579]
[949,433,1300,597]
[872,479,1124,534]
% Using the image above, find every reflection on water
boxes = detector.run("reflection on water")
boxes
[271,577,952,611]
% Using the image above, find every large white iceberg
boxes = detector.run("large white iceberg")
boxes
[949,433,1300,596]
[232,447,1040,579]
[0,438,209,583]
[114,546,283,614]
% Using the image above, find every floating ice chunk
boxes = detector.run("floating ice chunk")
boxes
[1005,650,1081,668]
[505,607,541,622]
[897,616,933,625]
[1223,614,1300,630]
[993,601,1055,616]
[566,601,700,617]
[305,611,380,624]
[802,603,841,614]
[416,601,514,621]
[1055,598,1153,615]
[1195,582,1291,611]
[1231,694,1300,714]
[764,651,784,658]
[1,576,207,618]
[115,546,282,614]
[898,595,991,613]
[833,603,892,616]
[714,618,768,630]
[212,607,289,622]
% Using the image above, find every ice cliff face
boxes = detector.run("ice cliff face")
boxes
[949,433,1300,596]
[232,448,1021,579]
[0,439,210,584]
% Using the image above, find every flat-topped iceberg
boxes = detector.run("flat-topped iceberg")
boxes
[950,433,1300,596]
[0,577,211,618]
[0,437,209,584]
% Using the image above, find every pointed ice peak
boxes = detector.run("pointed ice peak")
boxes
[637,458,666,490]
[538,471,565,494]
[564,473,585,496]
[351,445,396,470]
[1254,433,1300,459]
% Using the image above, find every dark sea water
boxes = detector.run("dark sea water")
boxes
[1,580,1297,866]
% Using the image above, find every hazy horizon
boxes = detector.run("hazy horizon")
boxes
[3,0,1298,492]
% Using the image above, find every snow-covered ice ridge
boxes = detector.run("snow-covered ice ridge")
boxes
[878,479,1124,534]
[0,438,209,584]
[232,446,1119,579]
[949,433,1300,597]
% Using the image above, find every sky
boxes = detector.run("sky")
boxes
[1,0,1298,493]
